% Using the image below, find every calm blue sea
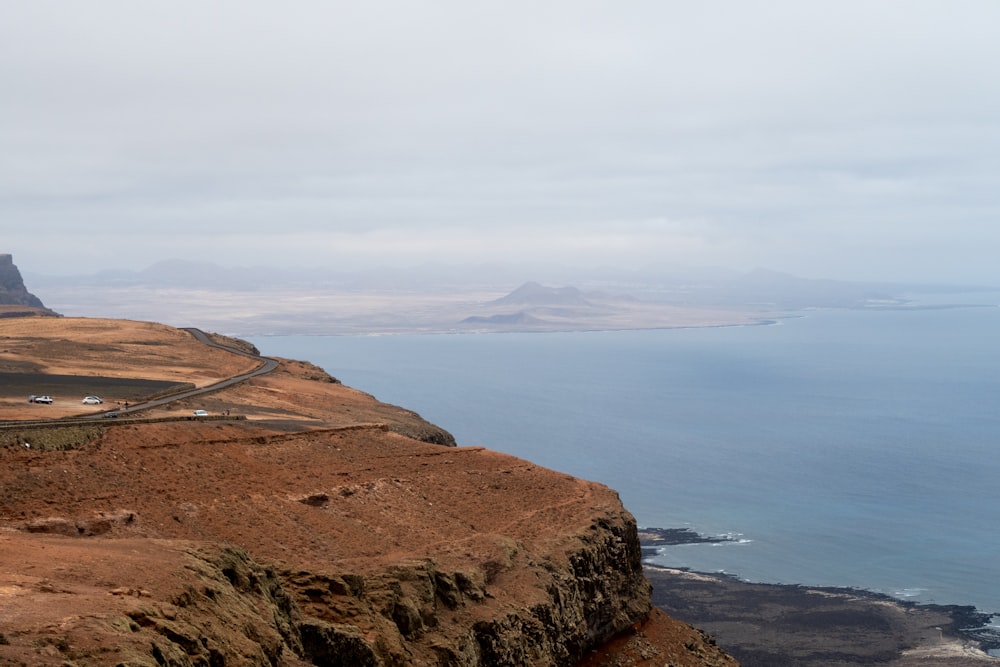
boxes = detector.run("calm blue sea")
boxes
[247,295,1000,617]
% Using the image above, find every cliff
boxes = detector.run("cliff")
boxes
[0,317,735,666]
[0,253,57,316]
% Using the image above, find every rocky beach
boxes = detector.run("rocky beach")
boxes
[641,528,999,665]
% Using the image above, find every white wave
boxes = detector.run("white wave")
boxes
[892,587,928,598]
[708,532,753,546]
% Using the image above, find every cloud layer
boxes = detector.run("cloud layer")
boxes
[4,1,999,282]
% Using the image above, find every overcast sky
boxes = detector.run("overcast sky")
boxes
[4,1,999,283]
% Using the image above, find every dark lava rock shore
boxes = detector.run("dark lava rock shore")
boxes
[641,529,999,666]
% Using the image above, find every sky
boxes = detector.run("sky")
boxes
[3,1,1000,284]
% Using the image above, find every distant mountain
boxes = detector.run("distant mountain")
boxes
[25,260,532,292]
[457,282,634,330]
[490,281,591,306]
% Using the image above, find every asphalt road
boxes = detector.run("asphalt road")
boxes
[104,328,279,417]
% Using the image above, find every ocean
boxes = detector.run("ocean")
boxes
[247,295,1000,619]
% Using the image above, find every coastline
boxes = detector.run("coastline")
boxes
[641,529,1000,665]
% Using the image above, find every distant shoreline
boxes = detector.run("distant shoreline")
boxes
[45,288,998,338]
[246,319,783,337]
[36,284,784,336]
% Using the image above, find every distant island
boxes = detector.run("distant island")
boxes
[26,259,995,336]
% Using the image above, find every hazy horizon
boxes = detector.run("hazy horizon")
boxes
[5,2,1000,284]
[23,255,998,291]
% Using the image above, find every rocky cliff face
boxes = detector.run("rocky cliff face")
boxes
[0,429,670,666]
[0,253,52,312]
[0,428,735,666]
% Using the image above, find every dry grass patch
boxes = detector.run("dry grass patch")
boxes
[0,317,259,384]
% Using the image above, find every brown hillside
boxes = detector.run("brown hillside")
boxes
[0,317,734,666]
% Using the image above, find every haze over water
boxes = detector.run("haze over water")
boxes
[249,293,1000,616]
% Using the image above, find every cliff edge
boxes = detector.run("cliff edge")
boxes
[0,317,734,666]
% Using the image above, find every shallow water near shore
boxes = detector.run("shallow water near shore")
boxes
[248,293,1000,620]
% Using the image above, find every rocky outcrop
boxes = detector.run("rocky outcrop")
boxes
[0,253,54,313]
[38,511,656,666]
[0,512,732,666]
[24,509,138,536]
[275,509,653,666]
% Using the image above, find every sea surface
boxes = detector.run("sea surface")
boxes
[247,294,1000,619]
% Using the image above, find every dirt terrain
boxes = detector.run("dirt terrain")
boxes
[0,316,732,666]
[0,318,258,419]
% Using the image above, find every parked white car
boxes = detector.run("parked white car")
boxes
[82,396,103,405]
[33,395,53,404]
[193,410,209,417]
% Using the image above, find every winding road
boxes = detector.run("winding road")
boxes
[106,327,279,417]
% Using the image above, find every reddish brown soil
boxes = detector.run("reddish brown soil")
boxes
[0,317,731,666]
[578,608,734,667]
